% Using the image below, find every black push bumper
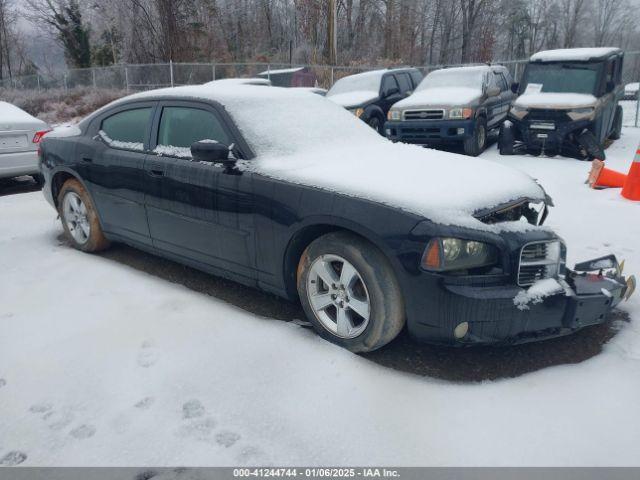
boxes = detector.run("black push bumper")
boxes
[510,117,591,157]
[407,255,635,345]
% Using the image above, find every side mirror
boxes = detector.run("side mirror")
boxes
[606,80,615,93]
[511,82,519,94]
[191,140,230,163]
[384,86,400,98]
[487,86,501,97]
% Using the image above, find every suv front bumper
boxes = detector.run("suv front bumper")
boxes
[511,117,591,154]
[384,119,475,144]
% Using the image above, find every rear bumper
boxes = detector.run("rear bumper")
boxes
[0,150,39,179]
[384,119,475,144]
[406,260,631,346]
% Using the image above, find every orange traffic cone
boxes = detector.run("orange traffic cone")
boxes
[621,147,640,201]
[587,159,627,189]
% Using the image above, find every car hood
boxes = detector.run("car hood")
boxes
[249,141,547,232]
[515,92,597,109]
[327,91,378,108]
[393,87,482,109]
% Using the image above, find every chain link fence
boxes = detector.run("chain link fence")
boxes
[2,52,639,126]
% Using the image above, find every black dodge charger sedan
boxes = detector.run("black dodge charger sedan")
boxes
[39,85,634,352]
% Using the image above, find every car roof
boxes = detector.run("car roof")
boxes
[530,47,622,63]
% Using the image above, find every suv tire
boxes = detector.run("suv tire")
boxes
[498,122,515,155]
[297,231,405,352]
[609,105,623,140]
[464,117,487,157]
[367,115,382,135]
[58,178,110,252]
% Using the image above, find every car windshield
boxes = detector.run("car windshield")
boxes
[327,71,384,96]
[522,62,600,95]
[416,69,484,91]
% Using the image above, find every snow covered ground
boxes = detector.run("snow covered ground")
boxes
[1,128,640,467]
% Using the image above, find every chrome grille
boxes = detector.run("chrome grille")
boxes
[518,241,561,286]
[403,109,444,121]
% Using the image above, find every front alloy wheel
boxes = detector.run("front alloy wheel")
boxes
[297,231,405,352]
[306,254,371,338]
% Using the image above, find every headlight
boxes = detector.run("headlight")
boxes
[388,110,401,121]
[567,106,595,121]
[449,108,473,119]
[422,237,499,272]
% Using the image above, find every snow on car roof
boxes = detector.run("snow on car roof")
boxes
[205,78,272,86]
[258,66,305,75]
[530,47,622,62]
[0,101,46,127]
[96,84,546,230]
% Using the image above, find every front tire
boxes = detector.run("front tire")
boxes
[367,115,382,135]
[58,178,110,252]
[463,117,487,156]
[498,122,515,155]
[609,105,623,140]
[297,231,405,352]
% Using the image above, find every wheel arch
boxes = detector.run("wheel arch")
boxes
[281,218,405,302]
[50,168,86,208]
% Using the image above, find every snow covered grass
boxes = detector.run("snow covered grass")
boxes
[0,87,127,125]
[1,131,640,465]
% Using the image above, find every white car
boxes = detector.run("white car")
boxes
[0,102,50,183]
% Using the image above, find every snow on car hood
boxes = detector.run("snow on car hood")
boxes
[393,87,481,108]
[248,141,546,231]
[108,85,546,231]
[327,91,378,108]
[515,92,597,109]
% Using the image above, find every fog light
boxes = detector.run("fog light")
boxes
[457,127,465,135]
[454,322,469,339]
[385,129,392,136]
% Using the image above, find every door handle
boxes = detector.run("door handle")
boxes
[149,169,164,177]
[82,157,93,163]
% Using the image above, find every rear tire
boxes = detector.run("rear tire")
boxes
[498,122,515,155]
[297,231,405,353]
[58,178,110,252]
[463,117,487,157]
[609,105,623,140]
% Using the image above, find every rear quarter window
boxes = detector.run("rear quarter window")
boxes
[100,108,152,150]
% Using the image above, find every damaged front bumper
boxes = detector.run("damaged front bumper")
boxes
[407,255,635,345]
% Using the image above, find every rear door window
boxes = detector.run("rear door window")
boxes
[395,73,413,94]
[100,108,152,151]
[156,106,231,159]
[381,75,399,96]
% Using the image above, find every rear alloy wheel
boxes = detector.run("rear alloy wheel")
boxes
[58,179,110,252]
[463,117,487,156]
[297,231,405,352]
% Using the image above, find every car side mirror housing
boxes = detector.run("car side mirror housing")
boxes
[606,80,615,93]
[511,82,519,94]
[487,86,501,97]
[191,141,230,163]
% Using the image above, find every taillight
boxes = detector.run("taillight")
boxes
[32,130,51,143]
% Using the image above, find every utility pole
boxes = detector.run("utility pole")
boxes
[327,0,337,65]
